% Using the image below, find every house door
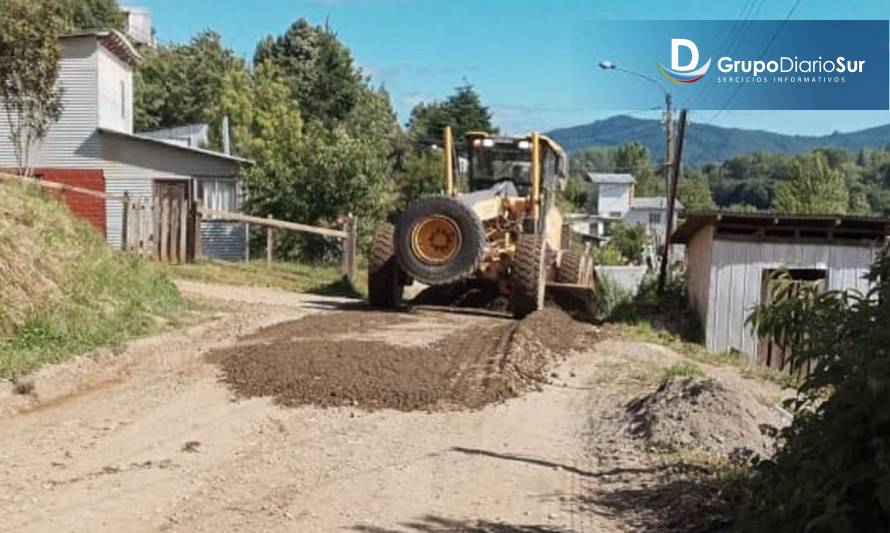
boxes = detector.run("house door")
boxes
[153,180,192,262]
[757,268,827,375]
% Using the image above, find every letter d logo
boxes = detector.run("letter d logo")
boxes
[671,38,699,72]
[658,37,711,85]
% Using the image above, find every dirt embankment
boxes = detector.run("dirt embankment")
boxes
[208,306,599,411]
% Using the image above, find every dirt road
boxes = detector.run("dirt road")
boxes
[0,281,787,532]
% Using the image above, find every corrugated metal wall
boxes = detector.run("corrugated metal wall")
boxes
[0,36,103,168]
[101,134,240,248]
[201,221,246,262]
[705,238,879,358]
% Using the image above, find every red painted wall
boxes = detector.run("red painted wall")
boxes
[34,169,106,236]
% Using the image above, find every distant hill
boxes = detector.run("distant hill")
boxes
[546,115,890,165]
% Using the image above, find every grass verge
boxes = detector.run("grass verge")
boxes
[1,181,194,379]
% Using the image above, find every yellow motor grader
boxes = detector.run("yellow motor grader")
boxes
[368,127,595,318]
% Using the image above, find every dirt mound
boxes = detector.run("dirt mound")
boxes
[208,307,599,411]
[625,377,783,458]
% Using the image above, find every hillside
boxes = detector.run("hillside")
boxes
[0,180,185,378]
[547,115,890,165]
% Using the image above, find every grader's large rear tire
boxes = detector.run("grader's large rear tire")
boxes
[395,196,485,286]
[512,234,546,319]
[368,224,403,308]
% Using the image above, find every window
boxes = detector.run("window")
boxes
[649,212,662,224]
[197,178,238,211]
[120,80,126,118]
[609,211,622,218]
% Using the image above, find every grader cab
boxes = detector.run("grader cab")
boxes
[368,127,595,318]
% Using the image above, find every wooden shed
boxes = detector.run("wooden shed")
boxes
[671,212,889,362]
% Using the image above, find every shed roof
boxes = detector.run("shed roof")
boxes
[671,211,890,245]
[98,128,252,164]
[585,172,636,184]
[61,30,142,66]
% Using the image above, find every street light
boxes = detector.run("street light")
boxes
[598,60,671,109]
[598,59,677,290]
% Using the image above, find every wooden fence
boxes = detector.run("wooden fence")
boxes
[0,172,359,281]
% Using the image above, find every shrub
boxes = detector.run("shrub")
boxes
[742,251,890,531]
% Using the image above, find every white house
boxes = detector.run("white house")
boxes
[672,212,888,363]
[571,172,681,245]
[0,30,249,260]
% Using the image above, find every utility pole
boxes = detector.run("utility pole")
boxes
[658,108,686,294]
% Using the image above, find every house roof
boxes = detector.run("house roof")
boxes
[61,30,142,66]
[631,197,684,211]
[671,211,890,244]
[98,128,252,164]
[585,172,636,184]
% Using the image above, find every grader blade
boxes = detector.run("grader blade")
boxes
[545,282,597,318]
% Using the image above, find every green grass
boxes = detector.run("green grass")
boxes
[0,182,193,378]
[662,361,704,380]
[614,321,799,389]
[160,259,367,299]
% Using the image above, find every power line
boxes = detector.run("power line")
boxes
[708,0,804,122]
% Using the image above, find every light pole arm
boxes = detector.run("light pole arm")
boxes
[613,66,671,106]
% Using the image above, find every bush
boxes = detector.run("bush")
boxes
[742,252,890,531]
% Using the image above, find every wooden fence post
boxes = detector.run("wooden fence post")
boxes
[266,214,273,268]
[341,214,357,283]
[193,201,203,261]
[159,198,170,262]
[169,199,180,263]
[121,192,130,251]
[244,222,250,262]
[151,196,160,260]
[178,198,187,263]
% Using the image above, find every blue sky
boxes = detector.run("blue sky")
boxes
[132,0,890,136]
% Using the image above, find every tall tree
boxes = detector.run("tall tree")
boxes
[254,18,362,125]
[0,0,64,176]
[615,142,660,196]
[773,153,849,215]
[134,30,246,149]
[407,83,496,147]
[58,0,125,32]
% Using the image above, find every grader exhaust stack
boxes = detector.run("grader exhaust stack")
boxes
[368,127,596,318]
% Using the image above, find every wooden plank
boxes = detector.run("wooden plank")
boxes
[266,214,273,268]
[0,171,128,203]
[198,207,348,239]
[179,198,187,264]
[193,201,203,260]
[170,200,180,263]
[151,196,160,259]
[160,198,170,262]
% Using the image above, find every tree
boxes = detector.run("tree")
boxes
[0,0,64,176]
[677,168,714,212]
[58,0,125,32]
[222,62,394,259]
[407,83,496,147]
[606,221,648,264]
[557,176,589,213]
[134,31,246,149]
[615,142,660,196]
[773,153,849,214]
[395,150,442,208]
[254,18,363,125]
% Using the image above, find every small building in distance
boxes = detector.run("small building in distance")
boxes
[568,172,680,250]
[672,212,889,364]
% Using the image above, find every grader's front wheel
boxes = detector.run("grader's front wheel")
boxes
[511,234,547,319]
